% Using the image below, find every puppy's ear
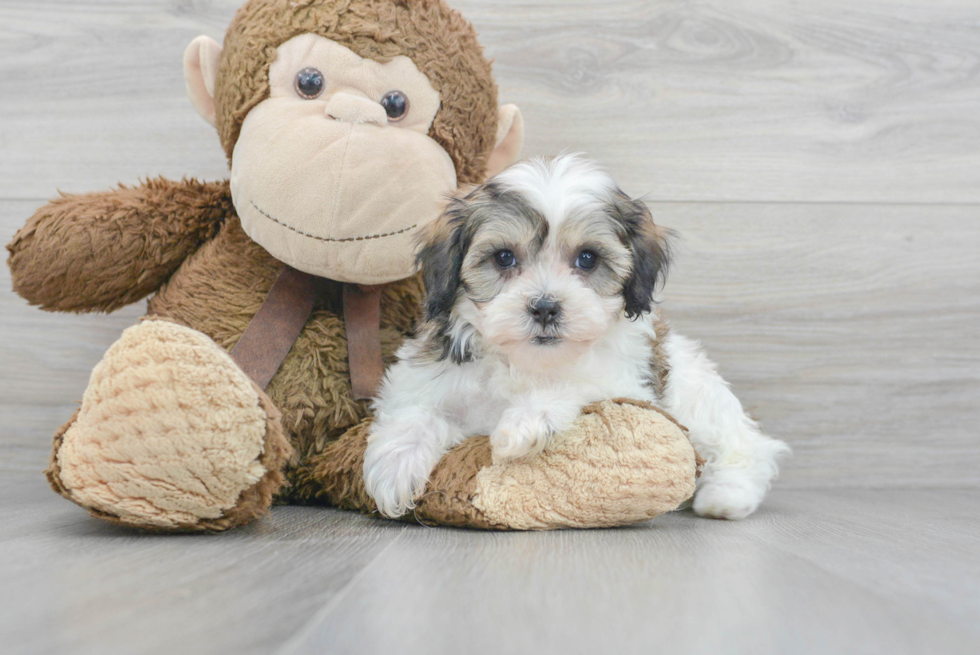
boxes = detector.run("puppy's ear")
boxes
[613,193,674,319]
[416,199,470,322]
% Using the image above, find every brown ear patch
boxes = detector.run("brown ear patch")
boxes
[612,194,674,318]
[215,0,499,184]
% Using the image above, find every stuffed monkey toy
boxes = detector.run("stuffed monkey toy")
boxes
[7,0,699,532]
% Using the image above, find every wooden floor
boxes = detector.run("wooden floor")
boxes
[1,1,978,653]
[1,469,978,655]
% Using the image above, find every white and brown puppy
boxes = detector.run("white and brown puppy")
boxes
[364,154,789,520]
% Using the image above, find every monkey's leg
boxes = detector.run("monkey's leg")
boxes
[296,399,700,530]
[46,320,292,532]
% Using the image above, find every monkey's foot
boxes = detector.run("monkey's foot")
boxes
[306,399,700,530]
[47,320,292,532]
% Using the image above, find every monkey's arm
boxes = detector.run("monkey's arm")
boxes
[7,178,231,313]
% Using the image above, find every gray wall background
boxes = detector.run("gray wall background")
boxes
[2,0,978,489]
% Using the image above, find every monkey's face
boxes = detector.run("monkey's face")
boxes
[229,34,457,284]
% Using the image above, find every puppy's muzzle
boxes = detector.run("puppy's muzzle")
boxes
[529,296,562,328]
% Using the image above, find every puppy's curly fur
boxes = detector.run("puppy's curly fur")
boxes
[364,155,790,520]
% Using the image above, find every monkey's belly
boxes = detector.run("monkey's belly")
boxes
[146,215,421,463]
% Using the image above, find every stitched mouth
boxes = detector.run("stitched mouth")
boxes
[250,200,419,243]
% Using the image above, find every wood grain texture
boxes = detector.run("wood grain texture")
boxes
[659,202,980,488]
[0,471,409,655]
[1,468,976,655]
[283,489,980,655]
[463,0,980,203]
[284,490,980,655]
[2,0,979,202]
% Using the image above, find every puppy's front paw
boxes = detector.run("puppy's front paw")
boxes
[693,478,764,520]
[363,439,434,519]
[491,410,553,461]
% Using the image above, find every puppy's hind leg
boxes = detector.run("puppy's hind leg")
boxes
[364,408,462,519]
[660,332,791,520]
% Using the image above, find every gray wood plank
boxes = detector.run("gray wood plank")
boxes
[466,0,980,203]
[0,470,409,655]
[2,202,143,472]
[0,0,238,200]
[2,473,976,655]
[279,488,980,655]
[659,201,980,489]
[1,1,979,202]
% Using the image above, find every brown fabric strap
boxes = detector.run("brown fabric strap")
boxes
[230,266,318,390]
[343,283,386,401]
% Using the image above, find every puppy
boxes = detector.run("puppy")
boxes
[364,154,789,520]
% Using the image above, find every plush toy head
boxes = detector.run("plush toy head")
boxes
[183,0,525,284]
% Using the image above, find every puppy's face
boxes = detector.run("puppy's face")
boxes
[417,155,671,369]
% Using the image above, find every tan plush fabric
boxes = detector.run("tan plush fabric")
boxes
[267,34,444,135]
[486,104,525,178]
[53,320,289,530]
[300,399,697,530]
[230,35,458,283]
[184,35,224,126]
[215,0,499,184]
[471,400,698,530]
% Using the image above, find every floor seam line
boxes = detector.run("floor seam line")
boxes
[274,524,410,655]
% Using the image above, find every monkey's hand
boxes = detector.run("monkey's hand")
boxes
[7,178,231,313]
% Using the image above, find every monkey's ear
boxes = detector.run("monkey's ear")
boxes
[485,104,524,178]
[184,35,224,126]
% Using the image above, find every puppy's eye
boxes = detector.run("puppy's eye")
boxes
[295,68,325,99]
[576,250,599,271]
[381,91,409,121]
[493,250,517,269]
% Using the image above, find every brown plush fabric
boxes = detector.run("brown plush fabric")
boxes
[45,408,80,501]
[650,316,672,399]
[216,0,499,184]
[10,0,698,533]
[145,212,421,473]
[7,178,230,313]
[291,419,378,511]
[9,176,421,504]
[143,209,424,492]
[215,382,294,531]
[295,418,498,528]
[411,436,497,528]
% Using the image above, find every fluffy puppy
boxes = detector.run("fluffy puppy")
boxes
[364,154,789,520]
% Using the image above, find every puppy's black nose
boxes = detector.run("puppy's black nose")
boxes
[529,297,562,327]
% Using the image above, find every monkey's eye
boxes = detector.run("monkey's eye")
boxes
[575,250,598,271]
[493,250,517,269]
[295,68,325,99]
[380,91,409,122]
